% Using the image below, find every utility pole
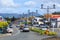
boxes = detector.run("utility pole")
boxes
[25,14,28,25]
[41,4,56,32]
[32,12,33,26]
[41,4,56,21]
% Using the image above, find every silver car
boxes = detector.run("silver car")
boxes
[20,26,30,32]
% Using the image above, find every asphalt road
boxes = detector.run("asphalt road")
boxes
[0,23,42,40]
[0,21,51,40]
[0,29,52,40]
[0,31,43,40]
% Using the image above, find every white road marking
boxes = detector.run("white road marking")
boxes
[6,33,12,36]
[12,30,20,36]
[0,33,12,37]
[10,25,20,37]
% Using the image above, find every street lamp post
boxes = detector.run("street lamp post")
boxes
[52,23,55,32]
[32,12,33,26]
[26,14,28,25]
[41,4,56,32]
[41,4,56,21]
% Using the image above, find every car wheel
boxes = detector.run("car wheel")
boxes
[9,32,12,33]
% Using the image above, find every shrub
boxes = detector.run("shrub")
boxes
[30,27,45,35]
[30,27,57,36]
[7,21,11,24]
[48,32,57,36]
[39,30,45,35]
[0,21,8,28]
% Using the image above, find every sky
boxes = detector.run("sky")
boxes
[0,0,60,15]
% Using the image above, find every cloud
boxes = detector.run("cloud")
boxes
[24,1,36,7]
[0,8,21,13]
[41,2,60,13]
[0,0,21,13]
[55,3,60,8]
[44,2,60,8]
[0,0,19,7]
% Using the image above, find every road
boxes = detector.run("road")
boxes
[0,21,43,40]
[0,21,51,40]
[0,31,45,40]
[0,27,52,40]
[0,24,50,40]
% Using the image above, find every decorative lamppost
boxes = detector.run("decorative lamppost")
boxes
[41,4,56,32]
[41,4,56,21]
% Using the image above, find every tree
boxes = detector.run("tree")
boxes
[11,16,17,22]
[28,16,35,21]
[0,21,8,28]
[5,17,11,21]
[44,14,52,19]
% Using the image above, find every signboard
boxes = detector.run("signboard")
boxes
[0,16,3,21]
[51,15,60,18]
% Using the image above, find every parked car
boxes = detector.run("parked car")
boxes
[16,25,20,28]
[33,22,39,27]
[9,26,13,28]
[20,26,30,32]
[33,24,39,27]
[7,27,13,33]
[40,24,49,30]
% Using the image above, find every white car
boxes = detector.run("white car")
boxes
[20,26,30,32]
[33,24,39,27]
[16,25,20,28]
[40,24,49,30]
[7,27,13,33]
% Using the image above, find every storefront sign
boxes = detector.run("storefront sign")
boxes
[51,15,60,18]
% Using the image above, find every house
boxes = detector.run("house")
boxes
[33,17,44,25]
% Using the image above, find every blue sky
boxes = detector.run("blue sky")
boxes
[0,0,60,15]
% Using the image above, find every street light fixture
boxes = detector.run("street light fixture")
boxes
[41,4,43,9]
[41,4,56,32]
[53,4,56,9]
[41,4,56,21]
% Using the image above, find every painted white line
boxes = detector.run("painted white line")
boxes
[6,33,12,36]
[12,30,20,36]
[0,33,12,37]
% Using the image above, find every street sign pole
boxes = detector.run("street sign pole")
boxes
[52,23,55,32]
[53,24,54,32]
[41,4,56,26]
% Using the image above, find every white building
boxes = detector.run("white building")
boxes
[33,17,44,25]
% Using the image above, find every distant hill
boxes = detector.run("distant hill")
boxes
[0,13,41,18]
[0,13,20,18]
[19,12,41,18]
